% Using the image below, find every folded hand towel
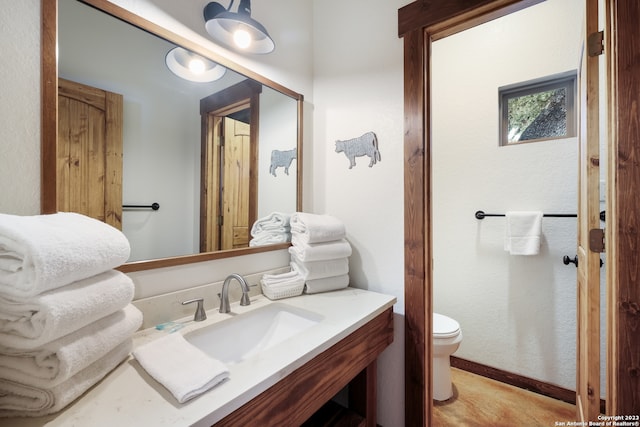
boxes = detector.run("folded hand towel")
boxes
[0,304,142,388]
[290,212,346,244]
[133,332,229,404]
[0,270,135,349]
[250,212,291,237]
[260,270,305,300]
[249,231,291,247]
[261,269,300,285]
[304,274,350,294]
[290,255,349,280]
[0,212,131,298]
[504,211,543,255]
[0,339,131,417]
[289,238,352,262]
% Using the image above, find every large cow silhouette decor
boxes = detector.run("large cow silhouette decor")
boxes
[335,132,381,169]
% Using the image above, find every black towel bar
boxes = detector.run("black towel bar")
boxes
[122,203,160,211]
[475,210,605,221]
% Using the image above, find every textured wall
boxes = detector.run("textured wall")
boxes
[312,0,409,424]
[432,0,583,391]
[0,0,41,215]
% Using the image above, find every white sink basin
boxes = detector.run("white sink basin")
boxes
[185,302,323,364]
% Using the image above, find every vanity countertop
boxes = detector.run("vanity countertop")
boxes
[5,287,396,427]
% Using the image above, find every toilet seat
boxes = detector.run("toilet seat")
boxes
[433,313,460,339]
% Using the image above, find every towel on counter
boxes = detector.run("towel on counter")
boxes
[504,211,543,255]
[260,270,305,300]
[0,305,142,388]
[0,339,131,418]
[304,274,350,294]
[290,212,346,244]
[0,270,135,349]
[0,212,131,298]
[250,212,291,236]
[261,269,300,285]
[132,332,229,404]
[290,255,349,281]
[288,238,352,262]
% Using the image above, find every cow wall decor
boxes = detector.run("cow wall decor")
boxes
[335,131,381,169]
[269,148,297,177]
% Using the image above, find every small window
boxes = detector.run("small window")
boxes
[499,71,577,146]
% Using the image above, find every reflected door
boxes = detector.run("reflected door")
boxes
[221,117,251,249]
[57,78,123,229]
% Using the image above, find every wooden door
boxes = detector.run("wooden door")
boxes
[576,0,602,420]
[57,78,123,229]
[220,117,251,249]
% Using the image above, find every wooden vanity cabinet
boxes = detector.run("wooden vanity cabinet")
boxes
[216,308,394,427]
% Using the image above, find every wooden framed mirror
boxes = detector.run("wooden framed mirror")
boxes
[41,0,303,272]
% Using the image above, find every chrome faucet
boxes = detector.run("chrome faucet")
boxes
[219,273,251,313]
[182,297,206,322]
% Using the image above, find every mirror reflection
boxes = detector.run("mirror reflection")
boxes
[57,0,299,262]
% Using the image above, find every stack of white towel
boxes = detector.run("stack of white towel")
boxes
[249,212,292,247]
[288,212,352,294]
[0,212,142,418]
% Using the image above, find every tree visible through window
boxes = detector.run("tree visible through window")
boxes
[499,71,576,145]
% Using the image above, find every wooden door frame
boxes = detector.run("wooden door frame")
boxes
[200,80,261,252]
[399,0,640,424]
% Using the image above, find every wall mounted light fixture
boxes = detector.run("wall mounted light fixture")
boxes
[165,47,226,82]
[203,0,275,54]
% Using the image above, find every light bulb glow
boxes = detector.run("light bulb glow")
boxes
[188,58,206,74]
[233,29,252,49]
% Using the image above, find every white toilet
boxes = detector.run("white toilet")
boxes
[433,312,463,401]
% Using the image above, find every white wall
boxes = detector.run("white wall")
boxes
[257,87,298,217]
[432,0,583,390]
[0,0,41,215]
[312,0,409,425]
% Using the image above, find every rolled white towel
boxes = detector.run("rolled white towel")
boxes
[250,212,291,237]
[290,255,349,281]
[0,212,130,298]
[249,231,291,247]
[290,212,346,244]
[289,238,352,262]
[0,339,131,417]
[132,332,229,404]
[0,270,135,349]
[0,305,142,388]
[304,274,350,294]
[261,269,299,285]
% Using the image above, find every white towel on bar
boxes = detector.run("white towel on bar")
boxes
[0,305,142,388]
[290,255,349,281]
[288,238,352,262]
[290,212,346,244]
[132,332,229,404]
[0,212,130,298]
[0,270,135,349]
[504,211,543,255]
[304,274,350,294]
[0,339,131,418]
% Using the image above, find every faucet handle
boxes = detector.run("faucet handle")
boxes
[182,298,206,322]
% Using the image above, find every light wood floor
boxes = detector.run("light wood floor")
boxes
[433,368,576,426]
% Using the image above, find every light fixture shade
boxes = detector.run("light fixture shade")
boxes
[203,1,275,54]
[165,47,226,82]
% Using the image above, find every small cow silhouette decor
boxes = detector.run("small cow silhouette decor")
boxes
[269,148,297,177]
[335,131,381,169]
